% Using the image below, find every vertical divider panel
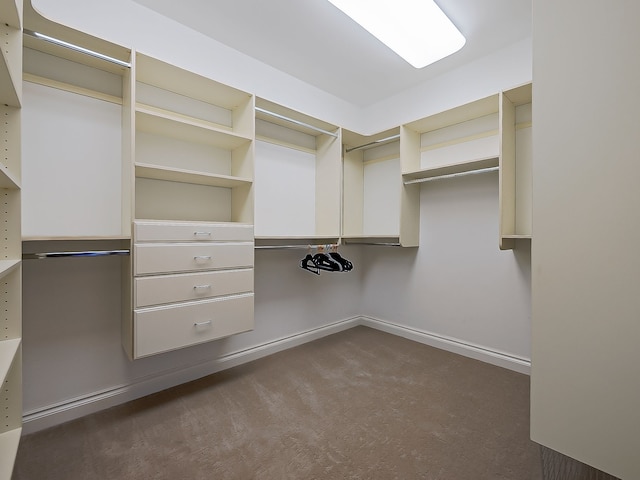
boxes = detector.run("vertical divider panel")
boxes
[315,130,342,237]
[399,126,421,247]
[342,148,364,237]
[499,92,516,250]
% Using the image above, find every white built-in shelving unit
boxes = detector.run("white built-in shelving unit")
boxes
[125,53,256,359]
[133,52,255,225]
[254,98,341,246]
[0,0,22,476]
[499,82,532,249]
[342,128,418,247]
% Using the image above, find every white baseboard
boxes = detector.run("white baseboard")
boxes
[23,315,530,434]
[22,316,359,435]
[358,316,531,375]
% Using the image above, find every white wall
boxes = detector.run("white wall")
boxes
[531,1,640,478]
[21,243,363,432]
[360,172,531,363]
[20,0,533,433]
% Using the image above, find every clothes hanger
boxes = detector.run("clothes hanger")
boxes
[327,244,353,272]
[312,245,341,272]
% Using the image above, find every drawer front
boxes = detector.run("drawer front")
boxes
[134,294,254,358]
[135,268,254,308]
[134,243,254,275]
[134,221,253,242]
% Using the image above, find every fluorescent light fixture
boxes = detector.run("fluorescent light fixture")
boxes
[327,0,466,68]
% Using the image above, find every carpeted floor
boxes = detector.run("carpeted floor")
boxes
[13,326,542,479]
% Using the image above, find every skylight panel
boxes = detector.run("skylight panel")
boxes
[327,0,466,68]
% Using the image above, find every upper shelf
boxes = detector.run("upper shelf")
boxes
[136,105,253,149]
[135,163,252,188]
[403,156,499,183]
[0,23,22,107]
[0,0,22,29]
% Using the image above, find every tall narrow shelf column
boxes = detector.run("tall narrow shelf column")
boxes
[499,82,532,250]
[125,53,256,359]
[254,98,341,245]
[342,128,414,246]
[0,0,22,477]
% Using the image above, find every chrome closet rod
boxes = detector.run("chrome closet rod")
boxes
[345,134,400,153]
[403,166,499,185]
[255,244,339,251]
[23,29,131,68]
[255,107,338,138]
[22,249,130,260]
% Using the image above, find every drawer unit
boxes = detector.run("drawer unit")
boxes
[134,220,254,242]
[135,293,254,358]
[134,242,254,275]
[135,268,254,308]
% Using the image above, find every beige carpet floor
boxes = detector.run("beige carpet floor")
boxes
[13,326,542,479]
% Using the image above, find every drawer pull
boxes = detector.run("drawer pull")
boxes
[194,231,212,237]
[194,320,213,327]
[194,255,212,261]
[193,284,212,290]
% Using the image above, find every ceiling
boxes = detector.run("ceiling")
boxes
[131,0,531,107]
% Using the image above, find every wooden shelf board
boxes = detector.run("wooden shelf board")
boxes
[405,94,499,133]
[255,235,340,247]
[0,338,20,386]
[0,166,20,190]
[0,427,22,480]
[22,235,130,242]
[255,98,337,137]
[0,64,21,107]
[136,104,251,149]
[0,260,20,281]
[342,235,401,245]
[0,0,22,29]
[136,163,252,188]
[503,83,532,106]
[403,156,499,182]
[502,234,532,240]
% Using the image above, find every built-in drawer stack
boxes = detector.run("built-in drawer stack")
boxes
[132,220,254,358]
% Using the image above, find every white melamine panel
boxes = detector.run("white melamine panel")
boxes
[363,158,401,236]
[21,81,122,238]
[134,242,254,275]
[136,82,232,127]
[532,2,640,478]
[134,293,254,358]
[23,48,122,98]
[0,23,21,108]
[420,113,497,148]
[135,268,253,308]
[255,119,316,151]
[136,131,232,176]
[254,140,315,237]
[515,126,532,235]
[420,135,499,169]
[134,220,253,242]
[135,178,231,223]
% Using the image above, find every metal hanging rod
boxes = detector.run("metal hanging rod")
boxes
[403,166,499,185]
[345,134,401,153]
[255,107,338,138]
[255,243,339,251]
[23,249,130,260]
[24,29,131,68]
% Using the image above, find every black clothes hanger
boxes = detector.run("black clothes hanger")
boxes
[327,246,353,272]
[300,253,320,275]
[312,251,341,272]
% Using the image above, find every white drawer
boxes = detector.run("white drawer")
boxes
[134,242,254,275]
[134,221,253,242]
[135,268,253,308]
[134,293,254,358]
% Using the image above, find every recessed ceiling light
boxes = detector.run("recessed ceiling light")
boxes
[327,0,466,69]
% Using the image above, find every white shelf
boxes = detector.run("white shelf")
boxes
[0,428,22,480]
[0,0,22,29]
[0,260,20,280]
[135,163,252,188]
[403,155,499,183]
[0,166,20,190]
[136,104,252,149]
[342,235,401,245]
[255,235,340,247]
[502,234,531,240]
[0,338,20,386]
[0,23,22,108]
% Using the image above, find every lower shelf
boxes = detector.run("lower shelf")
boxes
[0,427,22,480]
